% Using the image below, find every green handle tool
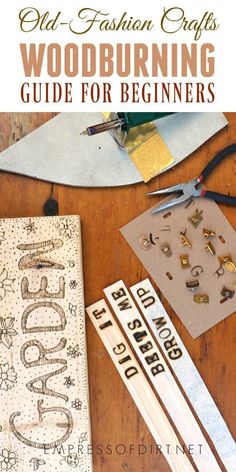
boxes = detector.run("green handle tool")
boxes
[80,112,174,136]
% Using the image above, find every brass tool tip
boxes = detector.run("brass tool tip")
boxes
[80,130,88,136]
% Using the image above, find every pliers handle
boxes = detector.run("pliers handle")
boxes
[198,143,236,206]
[147,143,236,213]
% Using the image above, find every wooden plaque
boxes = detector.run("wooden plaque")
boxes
[0,216,92,472]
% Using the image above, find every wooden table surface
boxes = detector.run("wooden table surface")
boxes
[0,113,235,471]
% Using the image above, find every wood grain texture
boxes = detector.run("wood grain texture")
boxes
[104,281,223,471]
[86,300,195,472]
[0,215,92,472]
[0,112,235,472]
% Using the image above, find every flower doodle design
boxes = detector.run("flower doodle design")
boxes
[0,269,15,301]
[0,317,18,349]
[67,344,82,359]
[23,219,37,235]
[0,363,17,391]
[69,280,78,290]
[63,376,75,388]
[0,449,17,470]
[71,398,82,411]
[55,219,76,239]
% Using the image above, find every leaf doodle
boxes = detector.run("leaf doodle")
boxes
[68,303,77,317]
[0,269,15,300]
[30,458,46,471]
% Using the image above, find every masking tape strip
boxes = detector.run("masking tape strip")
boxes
[104,281,221,472]
[130,278,236,472]
[86,299,194,472]
[128,129,174,183]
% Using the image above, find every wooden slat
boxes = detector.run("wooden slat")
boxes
[131,278,236,472]
[104,281,222,472]
[86,300,195,472]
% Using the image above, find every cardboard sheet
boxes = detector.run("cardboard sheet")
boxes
[0,113,228,187]
[0,216,92,471]
[121,199,236,338]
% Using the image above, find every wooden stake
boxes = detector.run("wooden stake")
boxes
[86,300,195,472]
[104,281,222,472]
[131,278,236,472]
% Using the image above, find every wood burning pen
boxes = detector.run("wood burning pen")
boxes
[80,112,174,136]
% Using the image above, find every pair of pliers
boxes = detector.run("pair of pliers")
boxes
[147,144,236,214]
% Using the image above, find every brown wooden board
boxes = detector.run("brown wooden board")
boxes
[0,112,235,471]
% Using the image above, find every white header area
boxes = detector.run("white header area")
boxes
[0,0,235,111]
